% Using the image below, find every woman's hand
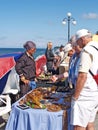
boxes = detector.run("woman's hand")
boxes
[23,79,30,84]
[20,76,30,84]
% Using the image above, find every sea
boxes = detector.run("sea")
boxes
[0,48,46,58]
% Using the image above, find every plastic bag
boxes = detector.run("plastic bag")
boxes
[29,81,36,89]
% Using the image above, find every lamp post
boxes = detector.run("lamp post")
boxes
[62,12,76,42]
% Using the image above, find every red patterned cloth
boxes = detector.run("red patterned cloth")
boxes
[0,57,15,79]
[35,55,46,76]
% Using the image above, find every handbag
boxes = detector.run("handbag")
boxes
[89,70,98,85]
[89,45,98,85]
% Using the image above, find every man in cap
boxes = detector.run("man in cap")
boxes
[15,41,37,97]
[70,29,98,130]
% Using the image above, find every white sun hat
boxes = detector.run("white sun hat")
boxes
[76,29,92,41]
[63,43,72,53]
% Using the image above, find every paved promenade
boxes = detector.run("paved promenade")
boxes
[0,113,98,130]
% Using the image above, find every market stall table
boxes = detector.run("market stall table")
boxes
[5,88,73,130]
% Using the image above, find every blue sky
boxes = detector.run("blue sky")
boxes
[0,0,98,48]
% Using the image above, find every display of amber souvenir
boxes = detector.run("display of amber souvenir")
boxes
[19,99,25,105]
[47,104,61,112]
[26,101,46,109]
[18,84,72,111]
[37,73,51,81]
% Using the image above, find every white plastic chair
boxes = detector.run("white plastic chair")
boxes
[2,67,20,95]
[0,67,19,116]
[0,95,11,116]
[2,67,20,105]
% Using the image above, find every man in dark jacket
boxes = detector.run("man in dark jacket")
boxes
[15,41,36,97]
[45,42,54,73]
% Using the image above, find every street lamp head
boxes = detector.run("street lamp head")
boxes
[67,12,71,17]
[62,20,66,25]
[72,20,76,25]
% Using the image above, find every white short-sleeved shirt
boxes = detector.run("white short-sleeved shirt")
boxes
[78,51,92,73]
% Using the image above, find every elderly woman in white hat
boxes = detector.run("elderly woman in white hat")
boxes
[58,43,74,74]
[51,43,75,82]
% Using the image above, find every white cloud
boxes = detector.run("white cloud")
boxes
[83,13,98,19]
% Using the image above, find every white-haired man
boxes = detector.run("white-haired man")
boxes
[70,29,98,130]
